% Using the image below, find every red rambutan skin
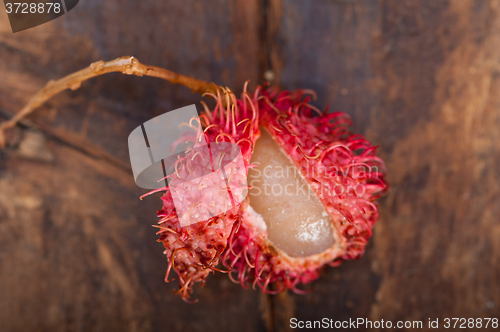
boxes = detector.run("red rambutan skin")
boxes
[149,84,388,300]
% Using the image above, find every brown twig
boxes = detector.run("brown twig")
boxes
[0,56,218,148]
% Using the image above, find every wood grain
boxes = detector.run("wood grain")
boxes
[268,0,500,330]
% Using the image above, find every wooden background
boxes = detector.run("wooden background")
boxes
[0,0,499,331]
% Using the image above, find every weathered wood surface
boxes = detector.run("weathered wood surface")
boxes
[267,1,500,330]
[1,0,499,331]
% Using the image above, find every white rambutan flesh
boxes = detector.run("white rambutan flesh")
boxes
[248,128,336,258]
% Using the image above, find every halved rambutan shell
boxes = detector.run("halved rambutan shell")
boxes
[151,83,388,301]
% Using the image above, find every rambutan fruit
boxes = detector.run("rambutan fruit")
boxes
[151,84,388,300]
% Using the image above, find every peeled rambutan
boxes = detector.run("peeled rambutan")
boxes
[151,84,388,300]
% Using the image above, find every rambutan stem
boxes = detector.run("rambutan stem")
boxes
[0,56,217,148]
